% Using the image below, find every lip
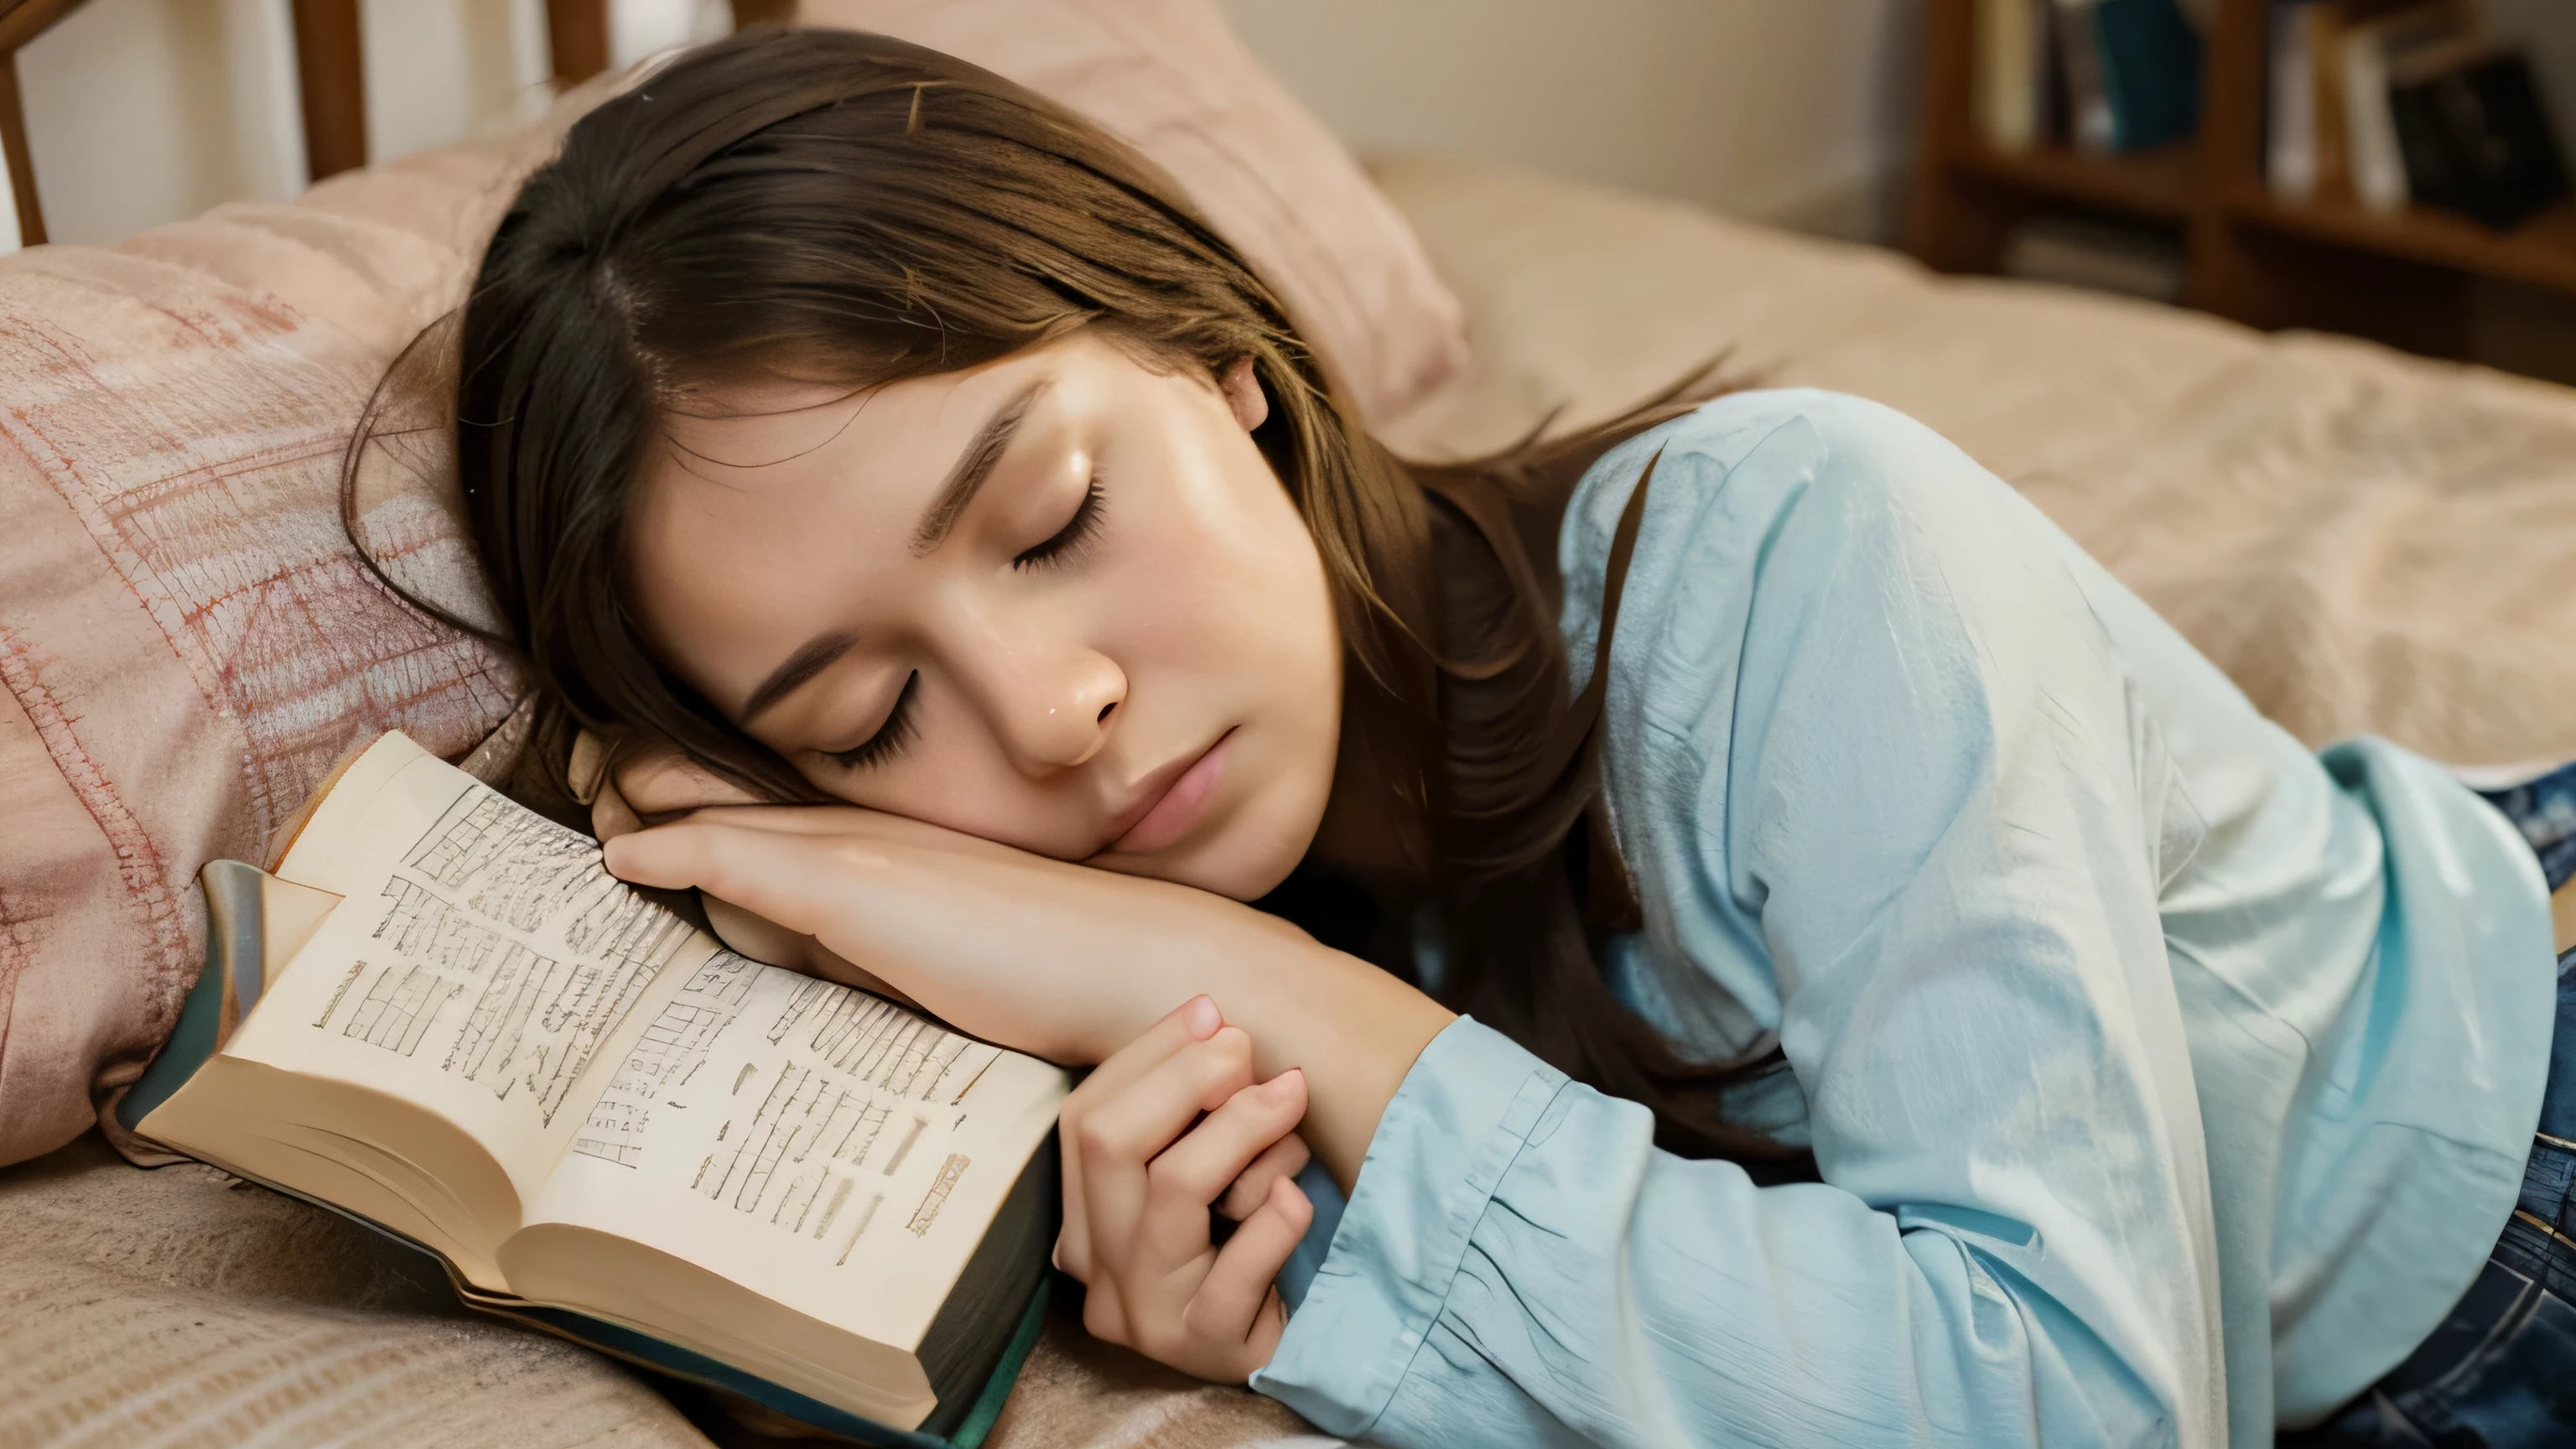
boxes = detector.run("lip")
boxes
[1104,728,1236,855]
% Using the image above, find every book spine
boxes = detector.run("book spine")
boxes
[2040,0,2075,144]
[2269,0,2318,197]
[2058,0,2116,152]
[2309,3,2352,200]
[2344,25,2408,210]
[2398,55,2574,229]
[2094,0,2203,152]
[2386,72,2456,209]
[1979,0,2041,152]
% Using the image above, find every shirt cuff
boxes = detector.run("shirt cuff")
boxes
[1249,1015,1568,1438]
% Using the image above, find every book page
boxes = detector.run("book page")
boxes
[228,734,714,1203]
[527,957,1067,1350]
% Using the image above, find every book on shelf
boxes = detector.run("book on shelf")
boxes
[2268,0,2322,197]
[2269,0,2361,200]
[2092,0,2203,152]
[2340,3,2470,211]
[2266,1,2570,228]
[2387,39,2572,229]
[2056,0,2119,151]
[1985,0,2200,154]
[2001,215,2188,301]
[119,730,1072,1449]
[1977,0,2044,153]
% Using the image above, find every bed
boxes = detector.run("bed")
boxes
[8,4,2576,1448]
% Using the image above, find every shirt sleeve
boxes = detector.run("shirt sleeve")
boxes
[1251,392,2228,1448]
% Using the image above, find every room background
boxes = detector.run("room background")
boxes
[12,0,1929,251]
[13,0,2576,366]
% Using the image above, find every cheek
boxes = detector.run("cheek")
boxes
[1107,482,1334,678]
[804,719,1059,851]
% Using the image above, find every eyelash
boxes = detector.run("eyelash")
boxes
[1011,478,1106,571]
[826,671,920,772]
[826,475,1101,774]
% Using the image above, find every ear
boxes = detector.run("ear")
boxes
[1218,355,1269,434]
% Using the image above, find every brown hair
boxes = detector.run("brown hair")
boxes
[383,25,1794,1164]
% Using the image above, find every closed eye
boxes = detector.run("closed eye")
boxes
[824,671,920,772]
[1012,478,1105,571]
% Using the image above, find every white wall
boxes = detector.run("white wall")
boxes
[18,0,299,247]
[1223,0,1922,241]
[16,0,556,248]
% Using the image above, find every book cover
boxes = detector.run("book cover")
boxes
[2094,0,2205,152]
[2391,46,2573,227]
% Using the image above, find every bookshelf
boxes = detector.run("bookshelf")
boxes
[1909,0,2576,361]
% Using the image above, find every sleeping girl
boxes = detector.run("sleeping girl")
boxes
[411,26,2576,1448]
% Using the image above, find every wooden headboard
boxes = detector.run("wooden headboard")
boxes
[0,0,796,247]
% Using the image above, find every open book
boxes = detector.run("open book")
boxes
[136,731,1071,1441]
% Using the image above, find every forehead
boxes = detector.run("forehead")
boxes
[644,353,1029,522]
[619,336,1149,712]
[619,359,1007,684]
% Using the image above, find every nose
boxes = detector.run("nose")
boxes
[946,614,1127,774]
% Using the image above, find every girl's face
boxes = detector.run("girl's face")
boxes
[624,330,1344,901]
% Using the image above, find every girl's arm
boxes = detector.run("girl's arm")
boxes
[601,802,1452,1192]
[1253,395,2230,1448]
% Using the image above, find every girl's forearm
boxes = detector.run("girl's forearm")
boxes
[626,810,1452,1192]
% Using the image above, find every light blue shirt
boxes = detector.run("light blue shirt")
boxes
[1252,392,2557,1446]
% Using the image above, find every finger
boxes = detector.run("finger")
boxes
[1064,996,1223,1117]
[1059,997,1223,1282]
[1075,1027,1255,1174]
[1078,1273,1131,1349]
[1187,1174,1312,1358]
[602,822,884,934]
[612,738,764,817]
[590,774,645,844]
[568,729,615,806]
[1217,1132,1312,1223]
[666,802,1024,860]
[1077,1028,1254,1277]
[1142,1070,1306,1254]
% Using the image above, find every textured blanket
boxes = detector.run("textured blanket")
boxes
[0,1135,1326,1449]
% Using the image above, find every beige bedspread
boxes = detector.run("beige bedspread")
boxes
[9,155,2576,1448]
[1374,154,2576,770]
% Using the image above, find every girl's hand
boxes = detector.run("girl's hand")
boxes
[1057,998,1314,1382]
[579,732,912,996]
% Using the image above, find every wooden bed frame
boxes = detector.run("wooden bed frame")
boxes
[0,0,792,246]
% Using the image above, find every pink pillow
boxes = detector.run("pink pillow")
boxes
[0,138,552,1168]
[793,0,1470,427]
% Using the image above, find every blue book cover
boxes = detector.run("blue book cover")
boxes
[2095,0,2205,151]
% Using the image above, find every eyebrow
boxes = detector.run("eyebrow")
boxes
[739,631,855,726]
[908,377,1048,556]
[736,377,1051,726]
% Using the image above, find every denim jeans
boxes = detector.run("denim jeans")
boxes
[2284,763,2576,1446]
